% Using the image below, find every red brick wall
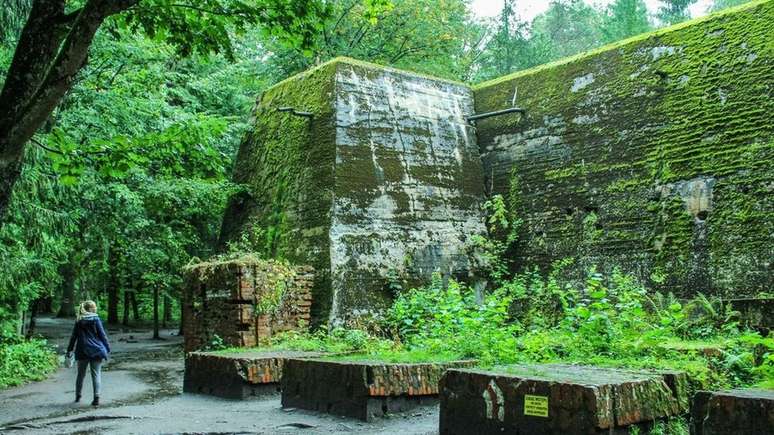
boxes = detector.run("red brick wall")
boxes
[183,262,313,352]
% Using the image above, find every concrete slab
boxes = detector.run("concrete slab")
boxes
[690,388,774,435]
[439,364,689,435]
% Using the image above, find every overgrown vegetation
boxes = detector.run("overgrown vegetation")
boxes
[259,195,773,396]
[0,338,58,389]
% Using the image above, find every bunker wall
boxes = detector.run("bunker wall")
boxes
[473,1,774,296]
[329,61,486,321]
[219,63,338,323]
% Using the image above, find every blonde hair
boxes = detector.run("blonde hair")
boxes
[78,300,97,319]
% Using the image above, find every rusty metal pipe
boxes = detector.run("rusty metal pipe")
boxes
[465,107,525,123]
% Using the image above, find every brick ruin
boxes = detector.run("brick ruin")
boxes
[219,1,773,327]
[183,350,322,399]
[182,260,313,352]
[690,388,774,434]
[281,358,477,421]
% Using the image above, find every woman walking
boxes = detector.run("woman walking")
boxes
[66,300,111,406]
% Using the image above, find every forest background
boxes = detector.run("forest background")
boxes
[0,0,754,386]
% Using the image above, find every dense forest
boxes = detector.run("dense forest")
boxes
[0,0,756,387]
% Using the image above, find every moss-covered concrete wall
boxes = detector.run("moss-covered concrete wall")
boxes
[219,62,338,324]
[330,61,485,322]
[221,58,486,325]
[473,1,773,297]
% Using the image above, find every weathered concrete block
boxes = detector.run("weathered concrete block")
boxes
[439,364,689,435]
[281,357,476,421]
[183,350,322,399]
[219,57,487,325]
[690,388,774,435]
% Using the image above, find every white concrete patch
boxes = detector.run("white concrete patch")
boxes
[572,114,600,125]
[329,65,486,323]
[483,379,505,421]
[651,46,677,61]
[571,73,595,93]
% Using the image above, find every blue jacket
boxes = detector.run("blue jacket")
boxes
[67,314,111,361]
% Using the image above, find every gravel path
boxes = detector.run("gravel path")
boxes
[0,316,439,434]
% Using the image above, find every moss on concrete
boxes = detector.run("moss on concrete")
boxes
[219,61,338,325]
[473,0,774,297]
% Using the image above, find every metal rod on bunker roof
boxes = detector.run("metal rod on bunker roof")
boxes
[277,107,314,118]
[465,107,525,123]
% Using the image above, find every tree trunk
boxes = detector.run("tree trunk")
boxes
[25,299,40,340]
[19,308,26,336]
[57,259,76,318]
[130,283,140,322]
[106,246,119,324]
[152,285,160,339]
[38,295,53,314]
[163,293,171,328]
[122,289,131,326]
[0,0,138,219]
[178,301,185,336]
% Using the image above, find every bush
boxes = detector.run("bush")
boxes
[385,264,773,391]
[0,338,58,389]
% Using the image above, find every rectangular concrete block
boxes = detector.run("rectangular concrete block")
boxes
[183,350,322,399]
[439,364,689,435]
[219,58,487,325]
[690,389,774,435]
[281,357,476,421]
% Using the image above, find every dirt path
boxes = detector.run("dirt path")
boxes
[0,316,438,434]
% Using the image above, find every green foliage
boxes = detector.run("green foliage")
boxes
[387,273,520,366]
[0,339,58,389]
[467,193,522,282]
[268,327,394,355]
[0,0,31,44]
[658,0,698,25]
[710,0,754,12]
[260,0,482,82]
[601,0,652,43]
[118,0,334,59]
[260,261,772,392]
[206,334,227,351]
[635,417,689,435]
[385,264,773,391]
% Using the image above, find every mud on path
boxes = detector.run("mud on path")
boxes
[0,316,438,434]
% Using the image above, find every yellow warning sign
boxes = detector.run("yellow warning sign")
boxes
[524,395,549,417]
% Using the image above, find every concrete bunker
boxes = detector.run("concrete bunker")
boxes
[217,1,773,327]
[218,58,488,326]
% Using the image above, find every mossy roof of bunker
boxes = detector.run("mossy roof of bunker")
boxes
[196,349,323,359]
[462,363,676,385]
[315,353,474,365]
[473,0,771,90]
[261,56,468,96]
